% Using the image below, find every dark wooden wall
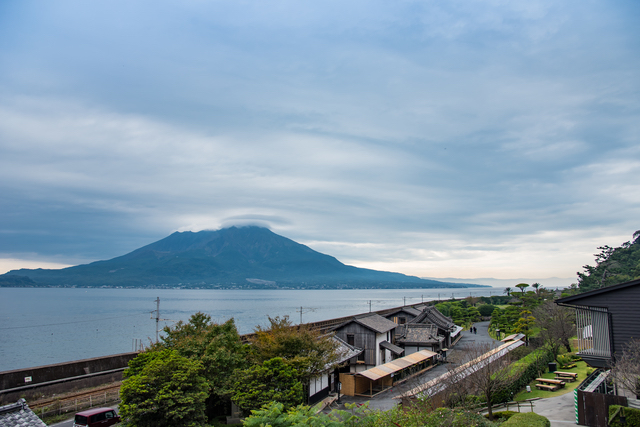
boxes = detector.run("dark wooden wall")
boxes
[334,323,378,366]
[569,285,640,359]
[577,390,627,427]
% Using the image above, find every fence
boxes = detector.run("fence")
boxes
[34,386,121,419]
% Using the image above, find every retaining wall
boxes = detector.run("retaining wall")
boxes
[0,353,138,404]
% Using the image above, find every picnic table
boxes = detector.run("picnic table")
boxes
[554,371,578,382]
[535,378,565,391]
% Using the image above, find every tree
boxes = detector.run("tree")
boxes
[578,231,640,292]
[230,357,304,414]
[515,283,529,295]
[249,316,339,383]
[466,306,481,322]
[504,287,512,296]
[533,301,575,356]
[478,304,497,317]
[120,349,209,427]
[160,313,249,417]
[513,310,536,342]
[462,342,519,420]
[610,339,640,399]
[531,283,541,295]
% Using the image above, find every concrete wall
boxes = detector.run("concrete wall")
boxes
[0,352,138,391]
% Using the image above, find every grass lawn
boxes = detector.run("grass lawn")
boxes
[513,361,590,400]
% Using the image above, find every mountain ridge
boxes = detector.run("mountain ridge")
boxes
[1,226,486,289]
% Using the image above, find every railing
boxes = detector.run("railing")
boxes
[31,385,121,419]
[574,306,611,359]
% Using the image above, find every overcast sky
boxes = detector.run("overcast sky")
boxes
[1,0,638,284]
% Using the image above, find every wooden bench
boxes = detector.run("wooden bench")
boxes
[535,383,559,391]
[535,378,566,387]
[554,371,578,382]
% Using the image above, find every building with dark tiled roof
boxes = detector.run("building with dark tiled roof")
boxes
[384,306,422,325]
[330,313,402,370]
[307,335,363,404]
[395,323,445,354]
[410,305,458,347]
[0,399,47,427]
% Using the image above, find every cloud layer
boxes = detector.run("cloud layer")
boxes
[1,0,639,281]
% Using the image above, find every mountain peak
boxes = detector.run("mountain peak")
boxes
[2,227,483,289]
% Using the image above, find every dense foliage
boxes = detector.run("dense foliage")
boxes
[609,405,640,427]
[119,349,209,427]
[230,357,305,413]
[501,412,550,427]
[160,313,249,417]
[577,230,640,292]
[249,316,340,382]
[243,401,501,427]
[493,347,554,403]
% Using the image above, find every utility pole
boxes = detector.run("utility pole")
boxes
[154,297,160,344]
[403,296,406,306]
[368,300,372,312]
[296,306,316,324]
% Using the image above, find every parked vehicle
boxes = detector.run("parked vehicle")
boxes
[73,407,120,427]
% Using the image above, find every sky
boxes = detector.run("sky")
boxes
[0,0,639,285]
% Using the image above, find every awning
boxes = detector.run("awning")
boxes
[380,341,404,355]
[451,325,463,338]
[356,349,437,381]
[501,333,525,342]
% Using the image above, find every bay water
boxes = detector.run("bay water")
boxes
[0,286,506,372]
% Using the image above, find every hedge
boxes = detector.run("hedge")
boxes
[501,412,550,427]
[493,347,554,403]
[609,405,640,427]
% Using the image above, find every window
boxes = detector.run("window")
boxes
[347,334,355,346]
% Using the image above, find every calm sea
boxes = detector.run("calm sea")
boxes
[0,286,506,372]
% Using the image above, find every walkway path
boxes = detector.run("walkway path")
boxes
[326,321,583,426]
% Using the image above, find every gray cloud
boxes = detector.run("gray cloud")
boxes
[0,0,638,280]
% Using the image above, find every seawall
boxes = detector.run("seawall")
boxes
[0,352,138,404]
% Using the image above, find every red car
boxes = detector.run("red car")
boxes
[73,407,120,427]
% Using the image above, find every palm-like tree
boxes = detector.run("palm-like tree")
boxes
[504,287,511,296]
[532,283,540,295]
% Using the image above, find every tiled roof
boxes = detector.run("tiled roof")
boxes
[410,306,455,331]
[331,336,363,366]
[385,306,422,318]
[396,324,443,345]
[353,313,399,334]
[0,399,47,427]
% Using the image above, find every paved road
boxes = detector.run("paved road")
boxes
[326,321,582,425]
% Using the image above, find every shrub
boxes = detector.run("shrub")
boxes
[501,412,550,426]
[493,347,554,403]
[609,405,640,427]
[490,410,518,421]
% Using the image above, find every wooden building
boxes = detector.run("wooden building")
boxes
[555,278,640,427]
[384,306,422,325]
[330,313,402,370]
[556,278,640,368]
[395,323,444,355]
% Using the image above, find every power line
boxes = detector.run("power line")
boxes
[0,312,148,330]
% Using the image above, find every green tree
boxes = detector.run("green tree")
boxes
[120,349,209,427]
[249,316,339,383]
[466,306,481,322]
[515,283,529,295]
[533,301,575,356]
[578,231,640,292]
[513,309,536,341]
[478,304,497,317]
[160,313,249,416]
[230,357,304,414]
[504,287,512,296]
